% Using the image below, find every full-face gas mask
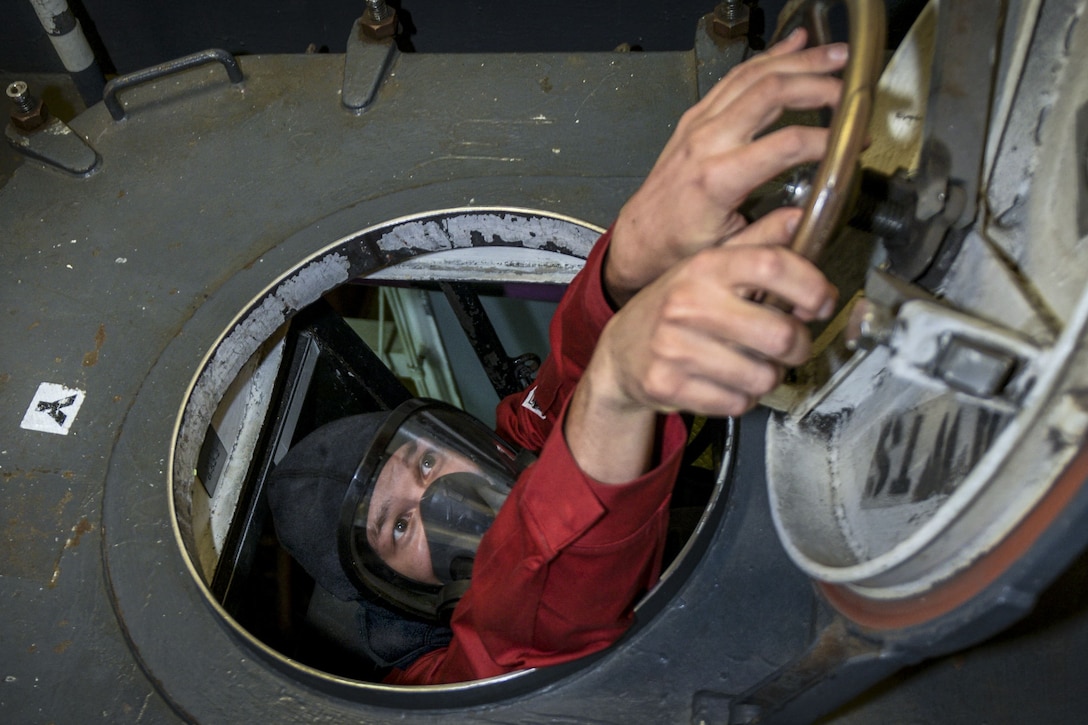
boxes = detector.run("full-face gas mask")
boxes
[339,399,532,621]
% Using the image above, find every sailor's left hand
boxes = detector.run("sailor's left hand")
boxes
[604,28,848,307]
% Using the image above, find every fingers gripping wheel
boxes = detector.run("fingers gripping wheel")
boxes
[774,0,886,265]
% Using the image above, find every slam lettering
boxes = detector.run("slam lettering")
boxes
[863,405,1007,507]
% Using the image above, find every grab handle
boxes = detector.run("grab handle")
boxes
[103,48,243,121]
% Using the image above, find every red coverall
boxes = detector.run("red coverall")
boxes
[385,231,688,685]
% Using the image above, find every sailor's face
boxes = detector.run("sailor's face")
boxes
[366,437,482,584]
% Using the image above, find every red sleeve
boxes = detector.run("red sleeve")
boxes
[386,412,687,685]
[493,227,618,451]
[384,228,688,685]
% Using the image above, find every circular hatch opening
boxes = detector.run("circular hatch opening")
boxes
[167,208,734,701]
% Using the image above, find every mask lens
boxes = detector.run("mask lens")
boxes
[419,471,506,583]
[340,399,527,618]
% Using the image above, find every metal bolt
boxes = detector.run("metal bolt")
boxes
[365,0,391,22]
[719,0,742,21]
[7,81,49,132]
[784,175,813,207]
[870,201,912,242]
[711,0,750,40]
[845,298,894,352]
[360,0,397,39]
[6,81,35,113]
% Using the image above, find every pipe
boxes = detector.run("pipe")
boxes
[29,0,105,106]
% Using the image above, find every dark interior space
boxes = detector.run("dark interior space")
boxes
[4,1,927,77]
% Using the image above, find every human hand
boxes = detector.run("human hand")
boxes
[604,28,848,307]
[590,208,838,420]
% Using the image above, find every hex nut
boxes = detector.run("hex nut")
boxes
[11,96,49,133]
[360,9,397,40]
[711,3,751,40]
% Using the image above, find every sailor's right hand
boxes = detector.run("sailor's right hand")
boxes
[592,208,838,419]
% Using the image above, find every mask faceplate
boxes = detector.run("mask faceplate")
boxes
[339,399,529,620]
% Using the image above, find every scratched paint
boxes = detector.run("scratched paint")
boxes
[0,481,79,581]
[49,517,93,588]
[173,253,351,551]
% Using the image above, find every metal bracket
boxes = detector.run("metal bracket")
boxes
[693,9,753,100]
[341,19,399,112]
[846,268,1042,410]
[885,299,1042,409]
[4,117,99,176]
[882,0,1005,281]
[724,618,909,724]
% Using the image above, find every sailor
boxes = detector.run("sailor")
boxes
[268,27,845,685]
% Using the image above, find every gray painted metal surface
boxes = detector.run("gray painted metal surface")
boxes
[4,2,1088,723]
[0,33,722,724]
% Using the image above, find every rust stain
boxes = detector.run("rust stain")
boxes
[82,324,106,367]
[27,320,39,331]
[53,640,72,654]
[69,517,92,547]
[2,473,91,582]
[47,517,95,588]
[53,490,73,517]
[3,467,53,482]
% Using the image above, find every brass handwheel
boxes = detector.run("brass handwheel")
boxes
[773,0,886,264]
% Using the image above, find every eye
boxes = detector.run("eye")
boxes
[419,451,436,478]
[392,517,409,543]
